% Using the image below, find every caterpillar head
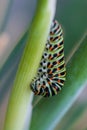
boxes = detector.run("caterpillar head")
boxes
[30,79,50,97]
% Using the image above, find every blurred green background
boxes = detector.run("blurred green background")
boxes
[0,0,87,130]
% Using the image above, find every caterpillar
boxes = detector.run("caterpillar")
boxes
[30,20,66,97]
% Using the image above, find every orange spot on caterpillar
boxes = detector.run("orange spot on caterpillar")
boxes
[58,79,60,83]
[50,77,53,80]
[42,85,44,88]
[48,71,52,74]
[58,36,61,39]
[49,56,52,60]
[57,61,60,64]
[49,47,53,51]
[48,81,50,85]
[58,53,60,56]
[58,44,61,48]
[48,64,52,68]
[57,68,60,70]
[58,74,61,76]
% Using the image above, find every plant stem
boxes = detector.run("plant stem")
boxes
[4,0,57,130]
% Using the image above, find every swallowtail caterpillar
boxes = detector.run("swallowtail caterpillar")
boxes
[30,20,66,97]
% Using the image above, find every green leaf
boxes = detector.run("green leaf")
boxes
[54,95,87,130]
[30,35,87,130]
[56,0,87,57]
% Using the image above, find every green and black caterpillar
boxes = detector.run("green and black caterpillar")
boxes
[30,20,66,97]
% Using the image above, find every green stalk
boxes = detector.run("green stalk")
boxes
[4,0,57,130]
